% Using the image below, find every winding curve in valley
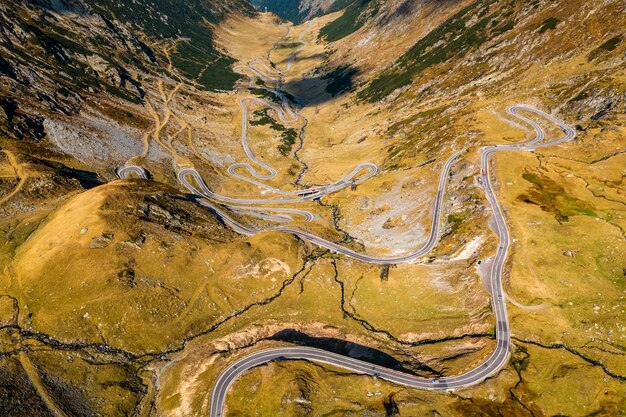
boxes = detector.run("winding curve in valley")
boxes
[207,106,576,417]
[117,21,577,417]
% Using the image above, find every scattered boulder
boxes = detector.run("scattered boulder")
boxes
[89,232,114,249]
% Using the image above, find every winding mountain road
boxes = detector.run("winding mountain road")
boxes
[207,106,577,417]
[115,19,578,417]
[116,165,148,180]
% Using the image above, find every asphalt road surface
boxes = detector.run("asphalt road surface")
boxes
[114,23,577,417]
[116,165,148,180]
[207,105,576,417]
[172,20,378,221]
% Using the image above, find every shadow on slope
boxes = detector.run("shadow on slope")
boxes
[281,65,359,107]
[275,52,327,65]
[270,328,438,375]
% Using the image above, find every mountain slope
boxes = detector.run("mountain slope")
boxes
[0,0,253,146]
[251,0,353,24]
[0,2,256,414]
[184,1,626,415]
[359,0,626,102]
[1,0,625,416]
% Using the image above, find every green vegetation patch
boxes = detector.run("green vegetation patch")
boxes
[360,0,527,102]
[597,35,622,51]
[275,42,302,49]
[319,0,381,42]
[249,88,279,102]
[251,108,286,130]
[104,83,143,105]
[278,128,298,155]
[250,109,298,156]
[538,17,560,33]
[324,65,359,97]
[588,35,623,61]
[517,172,597,223]
[448,211,471,232]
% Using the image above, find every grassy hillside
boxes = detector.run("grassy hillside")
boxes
[0,0,253,134]
[87,0,254,90]
[1,1,624,416]
[252,0,308,22]
[358,0,625,102]
[360,0,510,101]
[319,0,381,42]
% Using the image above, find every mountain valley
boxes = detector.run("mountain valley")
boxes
[0,0,625,416]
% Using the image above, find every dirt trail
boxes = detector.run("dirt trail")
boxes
[170,111,215,168]
[134,40,186,162]
[0,150,28,206]
[169,277,212,326]
[18,352,71,417]
[143,81,186,163]
[505,291,549,311]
